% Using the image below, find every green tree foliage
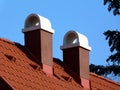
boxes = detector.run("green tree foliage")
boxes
[104,0,120,15]
[90,1,120,77]
[90,30,120,76]
[90,64,120,76]
[104,30,120,64]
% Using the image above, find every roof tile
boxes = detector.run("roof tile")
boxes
[90,73,120,90]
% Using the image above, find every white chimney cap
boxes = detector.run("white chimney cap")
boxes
[60,30,91,50]
[22,13,54,33]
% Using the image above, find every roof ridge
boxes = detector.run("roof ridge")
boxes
[90,72,120,86]
[0,38,15,45]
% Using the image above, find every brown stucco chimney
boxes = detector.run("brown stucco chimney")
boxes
[60,30,91,90]
[22,14,54,75]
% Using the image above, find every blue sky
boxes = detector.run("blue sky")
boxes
[0,0,119,66]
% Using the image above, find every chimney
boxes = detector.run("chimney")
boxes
[60,30,91,90]
[22,13,54,75]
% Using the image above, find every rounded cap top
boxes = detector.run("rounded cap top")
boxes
[22,13,54,33]
[61,30,91,50]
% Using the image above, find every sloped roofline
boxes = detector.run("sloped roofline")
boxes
[90,73,120,86]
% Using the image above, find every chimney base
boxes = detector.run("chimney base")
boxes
[81,78,90,90]
[42,64,53,75]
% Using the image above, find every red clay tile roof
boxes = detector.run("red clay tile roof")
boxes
[0,38,83,90]
[0,38,120,90]
[90,73,120,90]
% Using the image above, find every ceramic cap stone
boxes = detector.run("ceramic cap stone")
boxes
[22,13,54,33]
[60,30,91,50]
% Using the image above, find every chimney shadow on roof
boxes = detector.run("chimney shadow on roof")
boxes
[53,57,63,67]
[53,57,82,84]
[53,58,80,83]
[14,42,40,64]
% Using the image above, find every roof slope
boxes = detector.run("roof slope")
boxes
[90,73,120,90]
[0,38,83,90]
[0,38,120,90]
